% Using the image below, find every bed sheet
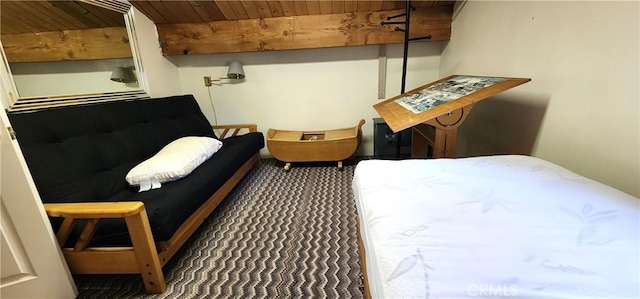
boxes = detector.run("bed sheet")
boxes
[353,155,639,299]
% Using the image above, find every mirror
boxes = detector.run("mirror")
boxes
[0,0,147,110]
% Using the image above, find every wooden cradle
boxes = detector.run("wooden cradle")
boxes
[267,119,365,171]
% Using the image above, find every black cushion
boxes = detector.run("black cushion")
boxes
[84,132,265,245]
[8,95,264,245]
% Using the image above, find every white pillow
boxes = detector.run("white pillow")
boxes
[126,136,222,189]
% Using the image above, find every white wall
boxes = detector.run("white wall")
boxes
[131,7,182,98]
[440,1,640,197]
[174,42,442,157]
[10,58,139,98]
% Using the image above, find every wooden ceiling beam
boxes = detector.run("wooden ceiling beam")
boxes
[157,6,452,56]
[1,27,131,63]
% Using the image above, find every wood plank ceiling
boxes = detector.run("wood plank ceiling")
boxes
[1,0,455,62]
[132,1,455,56]
[131,1,454,24]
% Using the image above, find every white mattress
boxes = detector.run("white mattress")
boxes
[353,155,639,299]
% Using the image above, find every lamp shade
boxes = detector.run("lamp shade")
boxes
[226,61,245,79]
[110,66,133,83]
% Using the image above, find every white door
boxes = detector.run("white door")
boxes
[0,106,78,298]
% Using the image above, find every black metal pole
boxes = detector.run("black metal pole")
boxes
[396,0,411,158]
[401,0,410,94]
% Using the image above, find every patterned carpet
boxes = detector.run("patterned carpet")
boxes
[75,158,365,298]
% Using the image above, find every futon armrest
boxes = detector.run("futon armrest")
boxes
[213,123,257,139]
[44,202,145,219]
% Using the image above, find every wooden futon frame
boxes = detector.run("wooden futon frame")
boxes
[43,125,259,294]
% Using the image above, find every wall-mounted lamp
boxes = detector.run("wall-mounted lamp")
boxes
[203,61,246,126]
[226,61,245,79]
[110,66,135,83]
[204,61,245,86]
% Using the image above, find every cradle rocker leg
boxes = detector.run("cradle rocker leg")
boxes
[284,163,292,171]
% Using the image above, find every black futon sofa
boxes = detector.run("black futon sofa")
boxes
[8,95,264,293]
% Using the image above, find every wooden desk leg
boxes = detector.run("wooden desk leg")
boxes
[411,127,431,159]
[433,127,457,158]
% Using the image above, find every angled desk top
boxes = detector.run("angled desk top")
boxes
[374,75,531,133]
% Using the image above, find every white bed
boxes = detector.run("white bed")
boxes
[353,155,639,299]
